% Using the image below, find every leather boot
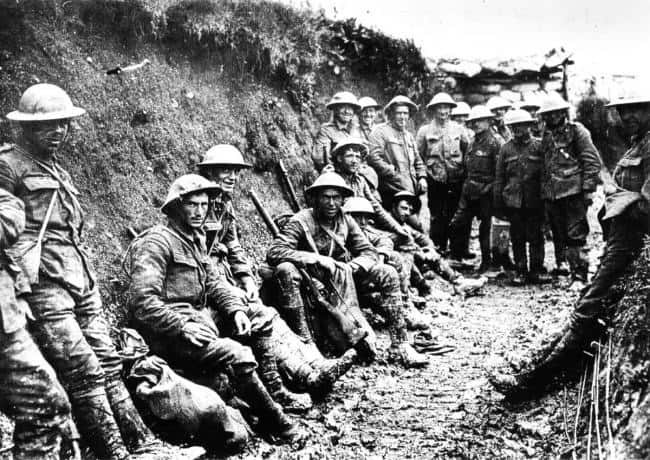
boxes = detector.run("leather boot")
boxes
[74,393,130,460]
[252,336,312,413]
[277,275,315,342]
[234,371,305,445]
[305,349,357,398]
[384,294,428,368]
[105,378,155,452]
[402,296,430,330]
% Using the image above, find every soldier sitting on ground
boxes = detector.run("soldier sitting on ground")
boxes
[389,191,487,297]
[196,144,357,407]
[266,172,429,368]
[122,174,304,445]
[490,94,650,399]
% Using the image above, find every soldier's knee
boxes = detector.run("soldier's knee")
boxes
[275,262,301,281]
[210,338,257,375]
[373,264,401,292]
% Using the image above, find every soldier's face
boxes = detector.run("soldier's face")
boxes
[316,188,343,219]
[180,192,209,229]
[433,105,452,122]
[492,107,508,122]
[542,110,566,128]
[338,148,362,174]
[360,108,376,127]
[451,115,468,126]
[352,213,369,227]
[470,118,491,133]
[511,124,532,140]
[22,119,70,155]
[391,105,410,130]
[617,104,650,136]
[333,105,355,124]
[209,167,240,195]
[392,200,413,223]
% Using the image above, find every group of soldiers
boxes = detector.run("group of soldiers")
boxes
[0,80,647,460]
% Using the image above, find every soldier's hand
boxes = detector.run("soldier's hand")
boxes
[233,311,252,337]
[417,178,428,194]
[182,322,214,347]
[316,255,337,275]
[241,276,260,302]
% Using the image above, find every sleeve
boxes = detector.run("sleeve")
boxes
[362,181,404,234]
[0,158,19,194]
[638,154,650,215]
[126,237,190,337]
[223,218,254,280]
[411,226,435,251]
[574,123,603,192]
[414,148,428,180]
[414,128,428,179]
[493,145,506,208]
[460,128,471,155]
[204,259,247,318]
[312,127,332,172]
[346,216,378,271]
[0,189,25,249]
[266,217,318,267]
[370,230,394,257]
[367,127,400,183]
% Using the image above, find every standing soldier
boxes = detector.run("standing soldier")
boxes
[123,174,304,444]
[449,105,503,271]
[267,172,429,368]
[0,188,74,460]
[451,101,474,143]
[357,97,381,142]
[415,92,470,254]
[312,91,362,172]
[196,145,356,408]
[486,96,513,143]
[367,95,429,230]
[538,92,602,284]
[493,110,551,285]
[1,84,157,459]
[518,94,543,137]
[490,94,650,398]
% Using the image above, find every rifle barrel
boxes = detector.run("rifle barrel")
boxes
[249,190,280,238]
[278,159,301,212]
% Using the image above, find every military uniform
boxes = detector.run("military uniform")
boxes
[541,121,602,279]
[494,136,545,276]
[0,145,145,459]
[415,119,469,251]
[312,121,362,172]
[0,188,72,460]
[450,128,503,262]
[492,124,513,144]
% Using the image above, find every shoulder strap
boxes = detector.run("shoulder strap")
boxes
[37,192,58,246]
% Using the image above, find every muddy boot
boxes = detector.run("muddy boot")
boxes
[105,378,156,452]
[454,275,487,296]
[403,296,430,330]
[253,336,312,414]
[235,371,305,445]
[527,270,552,284]
[305,349,357,398]
[384,295,428,368]
[74,394,130,460]
[552,260,571,276]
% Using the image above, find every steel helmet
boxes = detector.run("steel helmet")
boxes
[537,92,571,114]
[518,93,541,111]
[451,101,471,117]
[392,190,421,213]
[426,92,457,110]
[198,144,252,169]
[384,95,418,115]
[606,94,650,108]
[504,109,536,125]
[325,91,361,110]
[486,96,512,112]
[343,196,375,215]
[161,174,221,214]
[466,105,495,122]
[6,83,86,121]
[305,172,353,197]
[358,97,381,111]
[331,138,369,160]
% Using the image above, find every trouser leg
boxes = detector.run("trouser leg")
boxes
[508,209,528,274]
[527,210,546,273]
[25,280,129,459]
[0,327,71,460]
[564,194,591,281]
[449,196,474,259]
[546,200,567,267]
[273,262,314,342]
[427,179,447,250]
[477,194,493,263]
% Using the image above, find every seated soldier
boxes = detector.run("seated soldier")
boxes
[196,144,356,405]
[342,197,432,331]
[267,172,429,368]
[389,191,487,296]
[122,174,303,444]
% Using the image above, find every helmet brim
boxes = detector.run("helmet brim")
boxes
[160,185,223,214]
[606,97,650,108]
[305,184,354,198]
[6,106,86,121]
[326,102,361,111]
[466,115,494,122]
[197,161,252,169]
[426,102,458,110]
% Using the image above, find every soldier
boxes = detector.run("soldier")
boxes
[493,110,551,285]
[486,96,513,143]
[449,105,503,270]
[415,92,470,253]
[122,174,303,444]
[366,95,429,230]
[0,188,74,460]
[267,172,429,368]
[196,144,356,407]
[538,92,602,284]
[357,97,381,142]
[490,94,650,398]
[1,84,156,459]
[342,196,432,331]
[518,93,543,137]
[389,191,487,296]
[451,101,474,143]
[312,91,362,172]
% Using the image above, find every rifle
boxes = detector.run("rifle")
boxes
[248,190,369,351]
[277,159,301,213]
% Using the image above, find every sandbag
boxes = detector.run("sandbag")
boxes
[128,356,250,452]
